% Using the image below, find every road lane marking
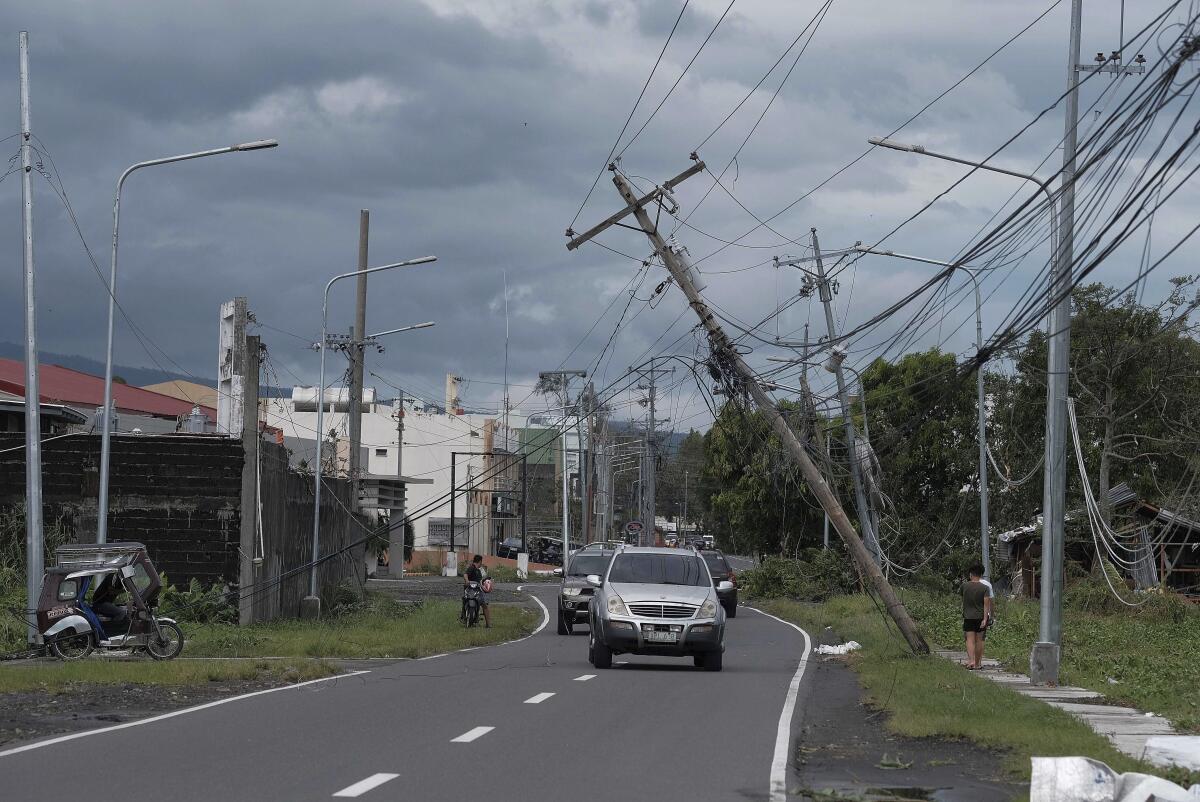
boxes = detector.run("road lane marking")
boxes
[451,726,495,743]
[527,593,550,636]
[524,692,555,704]
[746,606,812,802]
[573,674,596,681]
[0,670,371,759]
[333,774,399,797]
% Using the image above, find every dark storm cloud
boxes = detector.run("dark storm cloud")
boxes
[0,0,1187,422]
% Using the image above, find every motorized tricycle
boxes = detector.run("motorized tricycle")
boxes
[36,542,184,660]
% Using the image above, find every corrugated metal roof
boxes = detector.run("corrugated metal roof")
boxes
[0,358,215,420]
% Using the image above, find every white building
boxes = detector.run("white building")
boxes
[263,387,525,557]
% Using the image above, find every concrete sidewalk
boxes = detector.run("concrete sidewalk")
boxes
[935,650,1176,759]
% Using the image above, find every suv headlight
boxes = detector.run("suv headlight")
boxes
[562,588,582,597]
[699,599,718,618]
[607,595,629,616]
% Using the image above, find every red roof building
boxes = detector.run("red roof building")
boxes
[0,358,217,421]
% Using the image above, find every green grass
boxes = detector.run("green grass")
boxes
[900,590,1200,733]
[483,564,557,583]
[757,595,1199,785]
[0,659,336,693]
[183,598,537,659]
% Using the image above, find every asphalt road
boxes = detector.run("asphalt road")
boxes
[0,586,810,802]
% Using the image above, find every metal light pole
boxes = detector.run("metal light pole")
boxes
[18,32,43,645]
[869,136,1063,675]
[538,370,586,574]
[847,245,991,579]
[96,138,278,544]
[308,258,436,612]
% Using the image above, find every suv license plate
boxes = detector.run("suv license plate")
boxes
[645,630,678,643]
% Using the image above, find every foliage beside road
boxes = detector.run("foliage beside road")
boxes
[0,658,335,693]
[756,595,1176,783]
[184,597,538,659]
[902,585,1200,733]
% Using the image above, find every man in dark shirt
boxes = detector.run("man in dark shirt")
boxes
[961,564,992,669]
[464,554,491,628]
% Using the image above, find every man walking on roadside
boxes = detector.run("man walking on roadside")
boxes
[961,564,992,670]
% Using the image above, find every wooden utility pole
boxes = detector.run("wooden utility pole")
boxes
[567,162,929,654]
[348,210,369,509]
[238,334,262,625]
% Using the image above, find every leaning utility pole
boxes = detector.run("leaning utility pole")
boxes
[347,210,370,510]
[811,230,881,564]
[19,32,44,646]
[567,161,928,654]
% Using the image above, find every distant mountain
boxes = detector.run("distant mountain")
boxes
[0,342,288,397]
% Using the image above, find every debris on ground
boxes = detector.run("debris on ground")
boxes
[1145,736,1200,772]
[1029,756,1200,802]
[816,641,862,655]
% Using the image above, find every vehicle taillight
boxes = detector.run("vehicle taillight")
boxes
[729,571,737,587]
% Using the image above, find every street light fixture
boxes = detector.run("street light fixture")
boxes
[538,370,586,576]
[96,139,280,544]
[309,257,437,609]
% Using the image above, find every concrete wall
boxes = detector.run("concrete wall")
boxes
[0,432,364,620]
[249,441,366,621]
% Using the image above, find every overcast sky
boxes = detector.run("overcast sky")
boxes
[1,0,1193,429]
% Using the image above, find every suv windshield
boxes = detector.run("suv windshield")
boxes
[700,552,729,576]
[607,553,710,586]
[567,554,613,577]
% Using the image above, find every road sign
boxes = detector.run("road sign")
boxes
[625,520,644,536]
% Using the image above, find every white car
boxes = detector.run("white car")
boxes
[586,546,730,671]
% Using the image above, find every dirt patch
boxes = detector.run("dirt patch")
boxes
[0,678,287,748]
[792,656,1025,801]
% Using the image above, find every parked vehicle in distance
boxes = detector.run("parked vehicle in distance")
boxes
[495,536,525,559]
[554,548,615,634]
[37,542,184,660]
[698,548,738,617]
[587,546,729,671]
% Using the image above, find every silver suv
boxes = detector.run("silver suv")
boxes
[586,546,730,672]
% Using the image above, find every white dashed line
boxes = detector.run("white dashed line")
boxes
[451,726,495,743]
[523,692,555,704]
[333,773,399,798]
[573,674,596,682]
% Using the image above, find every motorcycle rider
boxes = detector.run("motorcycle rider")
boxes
[463,554,492,628]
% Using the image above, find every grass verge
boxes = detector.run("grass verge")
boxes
[484,565,557,583]
[0,659,335,694]
[899,590,1200,733]
[756,595,1200,786]
[184,598,538,659]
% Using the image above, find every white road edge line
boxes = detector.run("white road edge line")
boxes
[451,726,495,743]
[332,773,400,798]
[418,589,551,662]
[745,606,812,802]
[524,692,555,704]
[573,674,596,682]
[0,670,372,759]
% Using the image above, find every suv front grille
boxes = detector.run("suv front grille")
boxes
[627,602,697,619]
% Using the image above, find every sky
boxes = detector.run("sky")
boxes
[0,0,1194,431]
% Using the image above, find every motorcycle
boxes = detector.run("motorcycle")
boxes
[461,581,482,628]
[37,542,184,660]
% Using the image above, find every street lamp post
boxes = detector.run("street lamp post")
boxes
[96,139,279,544]
[307,257,436,615]
[538,370,586,577]
[847,245,991,579]
[869,137,1065,661]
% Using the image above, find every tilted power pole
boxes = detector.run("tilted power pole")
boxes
[567,161,928,654]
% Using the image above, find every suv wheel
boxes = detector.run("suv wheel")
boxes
[723,600,737,618]
[557,608,570,635]
[699,650,723,672]
[590,630,612,669]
